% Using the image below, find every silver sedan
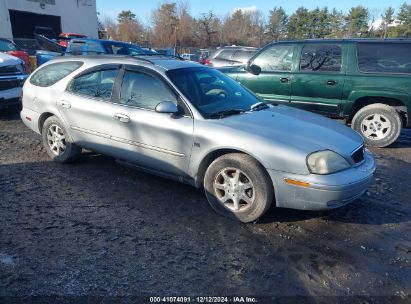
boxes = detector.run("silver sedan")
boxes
[20,55,376,222]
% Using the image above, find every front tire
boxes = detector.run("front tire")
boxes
[42,116,81,163]
[351,103,402,148]
[204,153,274,223]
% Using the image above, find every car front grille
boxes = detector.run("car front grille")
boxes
[0,79,21,91]
[0,65,21,76]
[352,146,365,163]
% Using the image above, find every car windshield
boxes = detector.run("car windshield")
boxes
[167,67,262,118]
[102,42,144,55]
[0,40,16,52]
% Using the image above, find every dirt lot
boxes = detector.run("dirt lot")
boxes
[0,108,410,302]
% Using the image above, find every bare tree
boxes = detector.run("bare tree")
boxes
[102,16,118,40]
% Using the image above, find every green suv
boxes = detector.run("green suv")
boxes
[223,39,411,147]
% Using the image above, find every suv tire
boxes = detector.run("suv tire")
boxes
[204,153,273,223]
[42,116,81,163]
[352,103,402,148]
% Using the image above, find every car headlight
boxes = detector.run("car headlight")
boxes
[307,150,350,175]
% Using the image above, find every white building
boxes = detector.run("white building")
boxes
[0,0,98,40]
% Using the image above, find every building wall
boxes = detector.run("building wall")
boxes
[0,0,98,39]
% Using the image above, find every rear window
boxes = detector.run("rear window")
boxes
[233,50,257,61]
[69,42,85,55]
[30,61,83,87]
[357,43,411,74]
[216,50,236,60]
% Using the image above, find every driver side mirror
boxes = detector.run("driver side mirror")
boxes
[155,101,179,114]
[246,64,262,76]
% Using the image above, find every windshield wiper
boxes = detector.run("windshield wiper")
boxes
[209,109,246,119]
[250,102,269,111]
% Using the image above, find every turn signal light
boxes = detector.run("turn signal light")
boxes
[284,178,311,188]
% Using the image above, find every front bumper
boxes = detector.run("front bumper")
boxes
[0,75,27,108]
[268,150,376,210]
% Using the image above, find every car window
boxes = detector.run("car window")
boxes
[252,45,294,72]
[233,50,257,62]
[30,61,83,87]
[70,42,85,55]
[300,44,342,72]
[0,40,16,52]
[68,68,118,99]
[167,67,260,118]
[120,71,177,109]
[216,50,236,60]
[357,43,411,74]
[86,41,103,54]
[103,42,143,55]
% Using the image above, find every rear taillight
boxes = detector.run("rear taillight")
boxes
[205,59,211,65]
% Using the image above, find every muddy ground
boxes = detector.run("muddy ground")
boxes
[0,108,410,302]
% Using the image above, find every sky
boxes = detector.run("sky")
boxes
[97,0,407,24]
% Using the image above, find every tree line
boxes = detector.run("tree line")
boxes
[100,2,411,49]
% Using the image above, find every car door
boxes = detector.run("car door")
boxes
[235,44,295,105]
[106,66,194,177]
[57,64,122,150]
[290,43,346,116]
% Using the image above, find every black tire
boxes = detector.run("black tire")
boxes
[41,116,81,163]
[351,103,402,148]
[204,153,274,223]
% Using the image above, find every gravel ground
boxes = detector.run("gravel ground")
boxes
[0,108,410,302]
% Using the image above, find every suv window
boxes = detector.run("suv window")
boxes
[120,71,177,109]
[300,44,342,72]
[357,43,411,74]
[68,68,118,99]
[30,61,83,87]
[216,50,236,60]
[253,45,294,72]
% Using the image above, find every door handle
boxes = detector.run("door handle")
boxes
[60,100,71,109]
[280,77,289,83]
[327,80,337,86]
[114,113,130,123]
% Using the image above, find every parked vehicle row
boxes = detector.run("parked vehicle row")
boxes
[20,55,376,222]
[222,39,411,148]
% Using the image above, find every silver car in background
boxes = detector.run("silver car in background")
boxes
[21,55,376,222]
[206,46,258,68]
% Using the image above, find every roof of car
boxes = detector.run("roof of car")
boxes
[70,38,140,45]
[270,38,411,44]
[51,54,202,71]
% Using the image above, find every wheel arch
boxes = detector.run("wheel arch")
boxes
[349,96,408,127]
[194,148,273,189]
[38,112,55,134]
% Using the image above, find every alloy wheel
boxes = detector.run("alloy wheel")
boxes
[46,124,66,156]
[213,167,255,212]
[360,114,392,140]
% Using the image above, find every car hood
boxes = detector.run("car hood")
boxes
[214,105,363,157]
[0,52,22,66]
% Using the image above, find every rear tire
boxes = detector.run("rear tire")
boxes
[204,153,273,223]
[351,103,402,148]
[42,116,81,163]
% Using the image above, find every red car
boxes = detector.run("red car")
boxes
[58,33,87,48]
[0,38,30,73]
